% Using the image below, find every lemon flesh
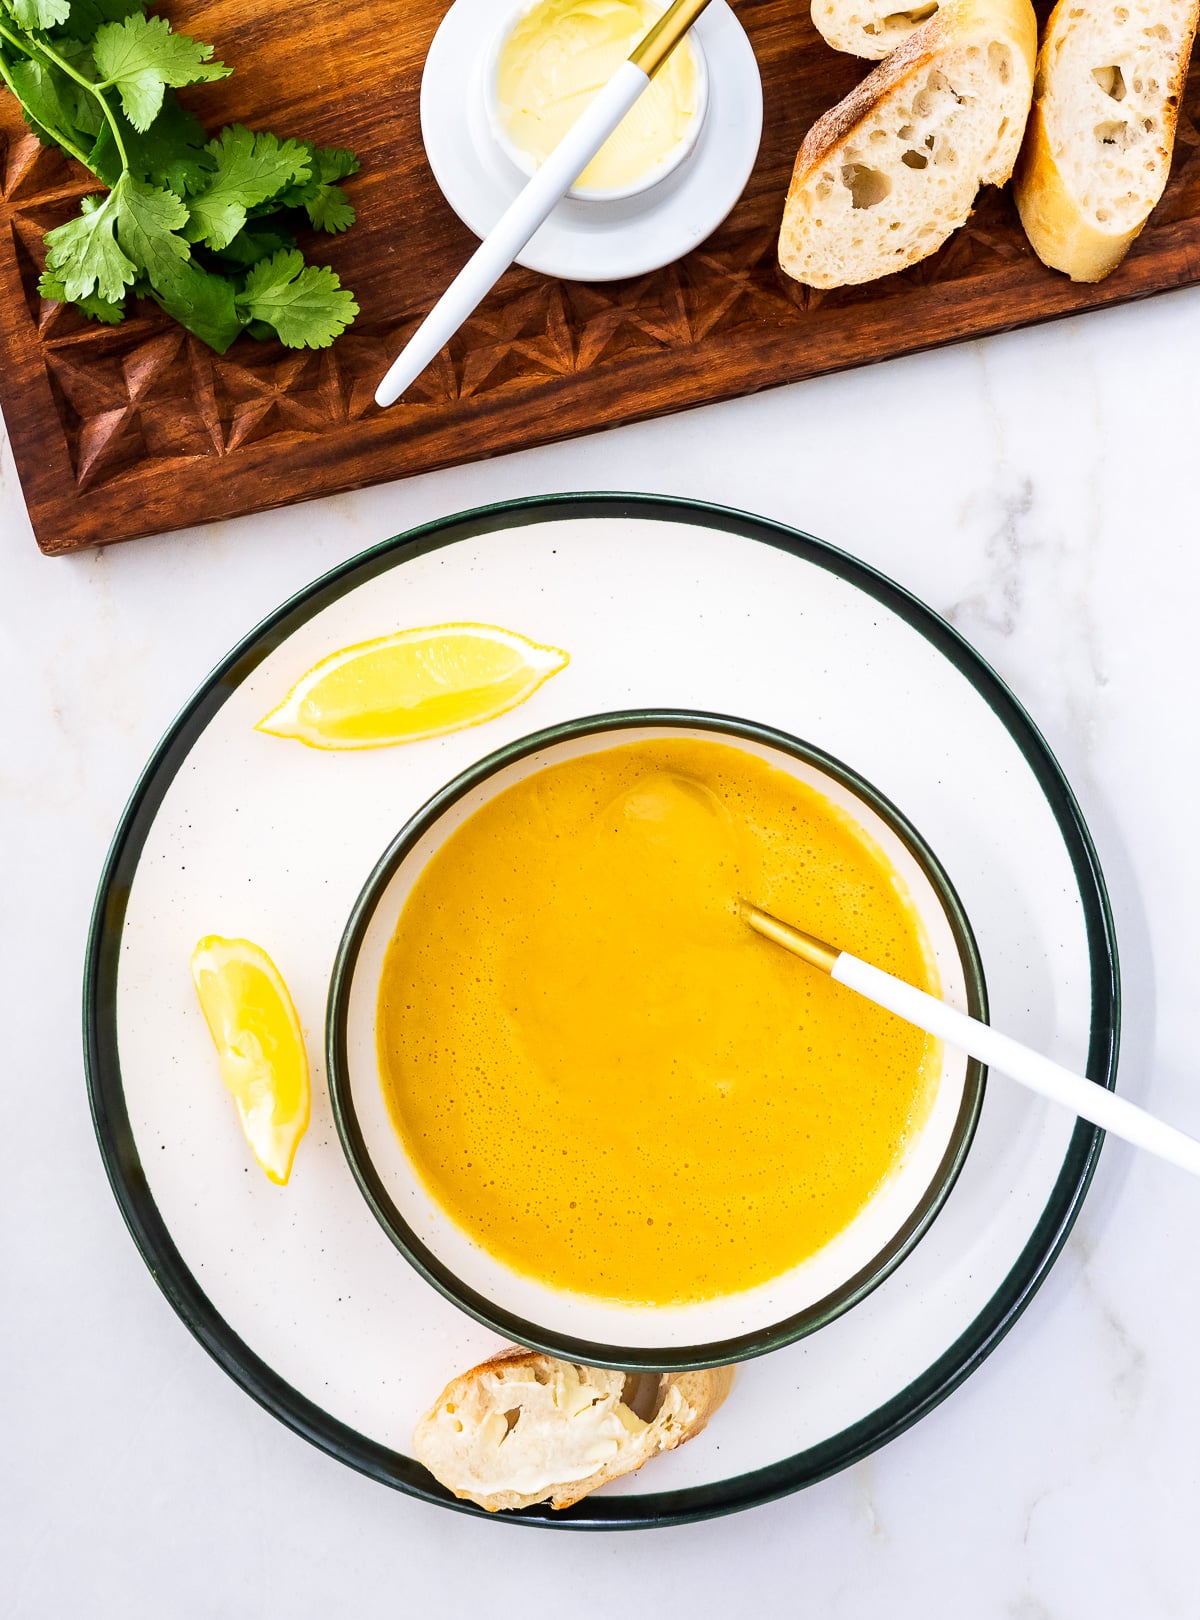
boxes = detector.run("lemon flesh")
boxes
[255,623,570,750]
[191,936,311,1186]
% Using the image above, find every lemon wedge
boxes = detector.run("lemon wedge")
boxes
[190,936,311,1186]
[255,622,570,750]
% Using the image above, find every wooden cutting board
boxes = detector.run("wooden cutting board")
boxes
[4,0,1200,554]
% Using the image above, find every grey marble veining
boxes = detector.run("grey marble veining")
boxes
[5,285,1200,1618]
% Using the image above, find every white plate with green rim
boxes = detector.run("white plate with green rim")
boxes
[84,494,1119,1528]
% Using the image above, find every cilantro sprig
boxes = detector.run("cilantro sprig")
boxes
[0,0,359,351]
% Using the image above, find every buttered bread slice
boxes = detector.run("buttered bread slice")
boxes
[412,1350,733,1512]
[1013,0,1200,282]
[811,0,945,60]
[779,0,1037,289]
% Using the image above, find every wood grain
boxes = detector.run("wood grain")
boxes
[3,0,1200,554]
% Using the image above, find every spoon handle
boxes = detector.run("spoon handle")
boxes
[836,951,1200,1178]
[374,59,650,408]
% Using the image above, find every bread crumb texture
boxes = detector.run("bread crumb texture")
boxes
[412,1351,734,1512]
[812,0,944,61]
[1038,0,1197,231]
[780,0,1037,287]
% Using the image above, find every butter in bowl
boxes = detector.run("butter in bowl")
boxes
[377,0,762,401]
[485,0,710,200]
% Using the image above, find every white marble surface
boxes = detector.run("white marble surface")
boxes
[4,286,1200,1618]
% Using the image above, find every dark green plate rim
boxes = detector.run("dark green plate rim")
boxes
[327,708,988,1372]
[82,492,1120,1530]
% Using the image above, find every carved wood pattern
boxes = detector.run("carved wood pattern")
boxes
[2,0,1200,553]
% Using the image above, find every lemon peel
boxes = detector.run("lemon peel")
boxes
[255,622,570,750]
[190,935,310,1185]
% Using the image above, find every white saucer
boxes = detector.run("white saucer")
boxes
[85,497,1118,1527]
[419,0,764,282]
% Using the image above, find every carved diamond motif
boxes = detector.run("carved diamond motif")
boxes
[212,350,335,451]
[44,328,213,487]
[3,0,1200,551]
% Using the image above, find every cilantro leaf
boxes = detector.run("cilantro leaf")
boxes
[53,36,106,131]
[8,0,71,29]
[305,148,359,231]
[304,145,356,230]
[304,178,354,234]
[0,3,360,352]
[264,141,359,231]
[113,173,190,287]
[7,43,105,150]
[42,184,136,302]
[7,55,96,150]
[312,146,359,185]
[88,89,211,193]
[74,287,126,322]
[36,269,67,301]
[37,270,126,323]
[141,257,242,351]
[41,173,189,307]
[203,223,295,270]
[56,0,148,43]
[184,124,310,251]
[235,247,358,349]
[92,13,230,132]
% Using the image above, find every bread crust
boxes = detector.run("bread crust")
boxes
[793,12,957,184]
[810,0,944,62]
[1013,0,1199,282]
[412,1349,734,1513]
[780,0,1038,287]
[794,0,1035,184]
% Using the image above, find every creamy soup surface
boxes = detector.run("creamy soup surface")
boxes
[376,737,941,1306]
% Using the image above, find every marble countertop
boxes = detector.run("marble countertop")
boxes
[5,285,1199,1619]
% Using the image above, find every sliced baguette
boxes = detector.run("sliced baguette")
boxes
[779,0,1037,289]
[811,0,945,61]
[412,1349,734,1513]
[1013,0,1199,282]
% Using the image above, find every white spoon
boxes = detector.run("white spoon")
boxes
[743,901,1200,1179]
[375,0,715,408]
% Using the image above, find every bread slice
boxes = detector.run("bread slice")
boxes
[412,1349,734,1512]
[779,0,1037,289]
[1013,0,1199,282]
[811,0,945,61]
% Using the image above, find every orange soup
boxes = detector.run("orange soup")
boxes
[376,737,940,1306]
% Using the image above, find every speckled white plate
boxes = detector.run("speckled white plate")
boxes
[85,495,1118,1528]
[419,0,763,280]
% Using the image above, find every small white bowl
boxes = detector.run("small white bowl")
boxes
[328,711,987,1372]
[420,0,762,281]
[482,0,710,203]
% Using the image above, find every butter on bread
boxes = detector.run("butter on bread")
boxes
[779,0,1036,289]
[412,1349,733,1512]
[1013,0,1200,282]
[811,0,946,60]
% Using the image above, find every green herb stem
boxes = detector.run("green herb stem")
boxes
[0,17,129,175]
[35,35,129,173]
[0,5,359,350]
[0,44,92,168]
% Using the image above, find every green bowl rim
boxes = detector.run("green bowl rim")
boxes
[82,491,1120,1529]
[326,707,990,1371]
